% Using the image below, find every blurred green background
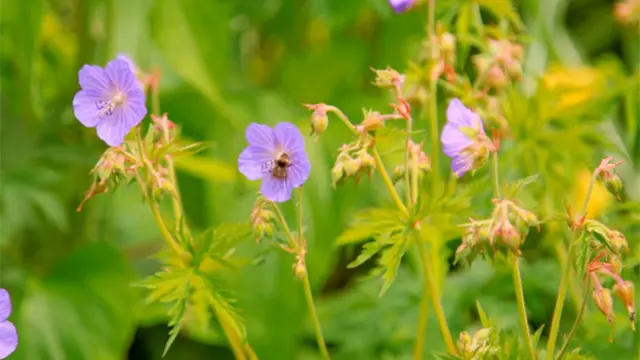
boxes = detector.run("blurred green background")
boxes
[1,0,639,359]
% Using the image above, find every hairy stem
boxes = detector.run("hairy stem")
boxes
[427,0,440,194]
[512,256,536,359]
[545,170,599,360]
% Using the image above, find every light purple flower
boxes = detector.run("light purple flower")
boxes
[73,59,147,147]
[238,122,311,202]
[0,289,17,359]
[116,53,145,90]
[441,98,491,177]
[389,0,415,13]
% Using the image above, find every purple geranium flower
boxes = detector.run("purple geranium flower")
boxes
[73,58,147,147]
[389,0,415,13]
[441,98,492,177]
[238,122,311,202]
[0,289,17,359]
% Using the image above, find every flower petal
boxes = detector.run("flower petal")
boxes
[260,175,293,202]
[105,59,136,93]
[441,123,473,158]
[123,89,148,121]
[288,158,311,188]
[72,89,107,128]
[0,290,10,323]
[245,123,276,151]
[96,107,136,147]
[451,155,470,178]
[389,0,414,13]
[0,321,17,359]
[446,98,476,128]
[78,65,111,95]
[238,146,272,180]
[273,122,305,155]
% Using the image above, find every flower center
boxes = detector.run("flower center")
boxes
[95,92,126,118]
[265,152,291,179]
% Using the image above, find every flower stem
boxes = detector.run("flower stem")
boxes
[372,149,409,217]
[511,255,536,359]
[301,270,330,360]
[416,235,458,356]
[404,117,413,206]
[492,151,501,199]
[297,188,330,360]
[556,279,591,360]
[134,129,186,259]
[427,0,440,194]
[545,170,599,360]
[413,271,430,360]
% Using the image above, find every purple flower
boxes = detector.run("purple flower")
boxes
[441,98,492,177]
[389,0,415,13]
[116,53,145,90]
[0,289,17,359]
[238,122,311,202]
[73,59,147,147]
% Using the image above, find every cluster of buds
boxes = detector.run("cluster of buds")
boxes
[487,199,539,254]
[457,328,498,359]
[149,113,177,146]
[250,197,277,242]
[428,25,458,83]
[455,200,539,263]
[588,252,636,330]
[473,38,524,91]
[332,141,376,187]
[614,0,640,26]
[77,147,136,211]
[596,156,624,198]
[393,140,431,183]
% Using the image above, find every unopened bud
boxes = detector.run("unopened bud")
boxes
[359,110,385,132]
[439,32,456,53]
[473,55,491,75]
[472,328,492,343]
[607,230,628,251]
[506,61,523,81]
[371,66,404,89]
[603,173,623,196]
[393,165,405,184]
[311,112,328,137]
[344,158,361,177]
[487,65,507,89]
[331,161,345,187]
[593,288,615,323]
[613,280,636,326]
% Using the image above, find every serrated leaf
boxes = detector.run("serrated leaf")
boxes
[347,240,386,269]
[335,208,405,245]
[163,278,191,357]
[378,234,408,296]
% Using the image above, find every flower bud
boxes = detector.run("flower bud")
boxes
[473,55,491,75]
[344,158,361,177]
[472,328,492,343]
[305,103,331,139]
[439,32,456,53]
[331,161,345,187]
[592,288,615,323]
[603,173,623,196]
[392,165,405,184]
[359,110,385,132]
[487,65,507,89]
[506,61,523,81]
[613,280,636,325]
[371,66,404,89]
[607,230,628,251]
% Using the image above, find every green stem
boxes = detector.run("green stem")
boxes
[372,149,410,217]
[404,117,413,206]
[134,129,186,260]
[301,270,330,360]
[427,0,440,194]
[545,170,599,360]
[271,203,296,250]
[512,255,536,359]
[556,279,591,360]
[492,151,501,198]
[417,235,458,356]
[413,264,430,360]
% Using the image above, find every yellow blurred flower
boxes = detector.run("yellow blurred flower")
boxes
[572,168,612,219]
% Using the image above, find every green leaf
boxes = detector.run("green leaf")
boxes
[347,240,385,269]
[16,243,136,360]
[378,233,408,296]
[505,174,540,199]
[335,208,405,245]
[476,300,492,328]
[531,324,545,349]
